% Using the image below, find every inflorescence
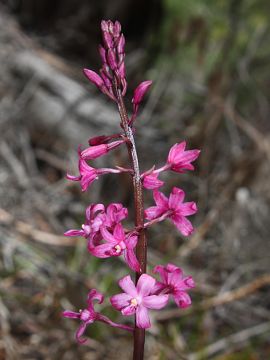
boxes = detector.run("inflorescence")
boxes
[63,20,200,345]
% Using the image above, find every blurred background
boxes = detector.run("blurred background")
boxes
[0,0,270,359]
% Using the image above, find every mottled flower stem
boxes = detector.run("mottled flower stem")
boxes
[113,79,147,360]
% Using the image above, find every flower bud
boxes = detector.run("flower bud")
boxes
[117,34,125,55]
[98,45,107,65]
[81,144,108,160]
[102,31,114,49]
[132,80,152,106]
[101,20,109,32]
[100,69,112,89]
[88,135,116,146]
[107,49,118,71]
[83,69,104,89]
[142,173,164,190]
[107,20,114,34]
[114,21,121,36]
[118,61,125,80]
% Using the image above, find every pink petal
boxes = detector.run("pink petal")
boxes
[153,190,169,209]
[144,206,164,221]
[150,281,166,295]
[64,229,85,237]
[125,235,138,249]
[106,203,128,224]
[174,149,200,165]
[85,203,105,221]
[168,187,185,209]
[142,174,164,190]
[76,322,88,344]
[122,305,137,316]
[153,265,168,283]
[66,173,80,182]
[110,293,132,310]
[124,249,141,272]
[62,311,80,319]
[87,289,104,305]
[171,214,194,236]
[100,227,117,243]
[136,305,151,329]
[137,274,156,297]
[118,275,137,297]
[173,291,192,308]
[178,202,198,216]
[168,142,186,163]
[113,223,125,240]
[184,276,195,288]
[166,263,181,273]
[89,243,112,258]
[143,295,169,309]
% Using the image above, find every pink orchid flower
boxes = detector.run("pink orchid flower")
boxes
[66,150,121,192]
[88,223,140,272]
[167,141,200,173]
[63,289,132,344]
[144,187,197,236]
[110,274,169,328]
[64,203,128,242]
[141,169,164,190]
[64,204,105,239]
[152,264,195,308]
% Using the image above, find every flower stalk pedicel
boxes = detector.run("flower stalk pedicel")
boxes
[63,20,200,360]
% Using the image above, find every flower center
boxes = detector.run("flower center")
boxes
[79,309,92,321]
[130,298,138,306]
[115,244,122,253]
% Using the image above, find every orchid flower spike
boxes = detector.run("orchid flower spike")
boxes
[66,148,121,192]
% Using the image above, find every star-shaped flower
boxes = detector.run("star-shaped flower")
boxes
[144,187,197,236]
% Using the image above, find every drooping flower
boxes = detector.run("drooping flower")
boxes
[66,148,121,192]
[152,263,195,308]
[63,289,133,344]
[64,204,105,239]
[144,187,197,236]
[89,223,140,272]
[141,168,164,190]
[167,142,200,173]
[110,274,169,328]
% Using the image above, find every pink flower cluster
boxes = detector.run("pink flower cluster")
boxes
[63,20,200,345]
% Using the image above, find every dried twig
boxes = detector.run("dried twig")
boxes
[188,321,270,359]
[0,208,78,246]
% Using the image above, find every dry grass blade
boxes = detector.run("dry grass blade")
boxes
[156,274,270,321]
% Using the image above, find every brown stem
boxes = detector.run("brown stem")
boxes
[113,79,147,360]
